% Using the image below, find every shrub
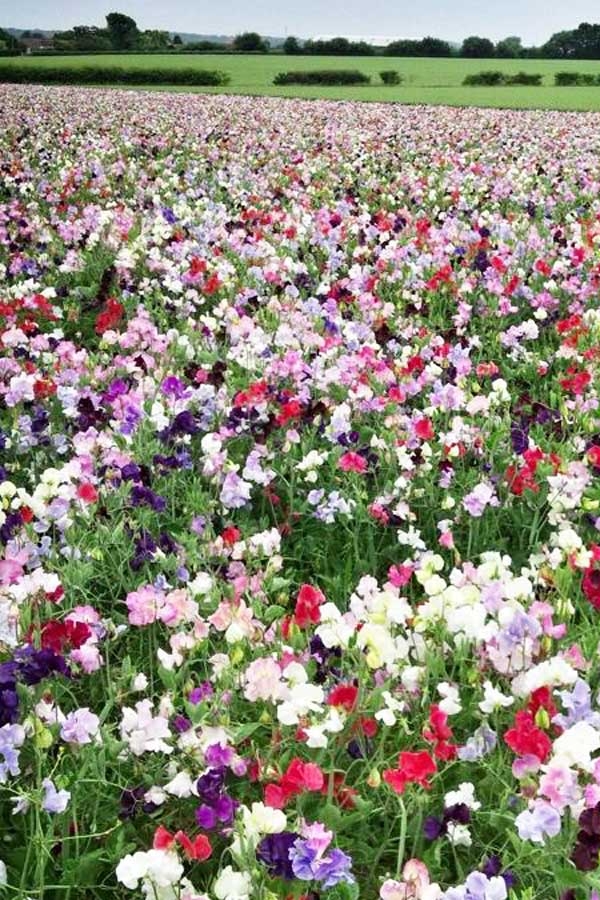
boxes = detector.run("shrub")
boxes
[380,70,402,85]
[463,70,507,86]
[0,65,230,86]
[505,71,543,85]
[463,70,542,86]
[273,69,371,86]
[555,71,598,86]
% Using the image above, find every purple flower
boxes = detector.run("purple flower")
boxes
[42,778,70,814]
[256,832,299,880]
[195,804,217,829]
[196,767,225,804]
[313,848,355,888]
[515,800,561,843]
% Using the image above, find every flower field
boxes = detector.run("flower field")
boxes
[3,84,600,899]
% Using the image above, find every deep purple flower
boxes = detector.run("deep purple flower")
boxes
[424,816,445,840]
[14,646,70,685]
[256,832,299,880]
[196,767,226,804]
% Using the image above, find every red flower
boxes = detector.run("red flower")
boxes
[414,418,435,442]
[383,750,437,794]
[39,619,92,653]
[423,705,458,760]
[293,584,325,628]
[221,526,241,546]
[327,683,358,712]
[504,710,552,762]
[582,567,600,610]
[338,451,367,474]
[560,370,591,395]
[320,772,358,809]
[265,758,324,809]
[95,298,124,335]
[77,483,98,504]
[153,826,212,861]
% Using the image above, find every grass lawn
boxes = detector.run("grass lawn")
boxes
[3,53,600,109]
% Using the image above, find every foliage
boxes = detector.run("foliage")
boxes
[463,70,543,86]
[232,32,269,52]
[0,64,230,85]
[273,68,371,84]
[385,36,452,57]
[495,36,524,58]
[555,70,599,85]
[379,69,402,84]
[461,36,496,58]
[283,36,303,55]
[542,21,600,58]
[303,37,375,56]
[106,12,140,51]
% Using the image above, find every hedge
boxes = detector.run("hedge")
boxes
[273,69,370,85]
[463,70,543,86]
[380,70,402,85]
[555,71,599,86]
[0,65,230,86]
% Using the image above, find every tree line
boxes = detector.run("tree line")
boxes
[5,16,600,59]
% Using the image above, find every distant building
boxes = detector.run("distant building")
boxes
[21,36,54,53]
[311,35,406,46]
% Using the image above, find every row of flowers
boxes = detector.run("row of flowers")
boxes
[1,84,600,898]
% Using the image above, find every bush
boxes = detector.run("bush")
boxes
[555,71,598,86]
[380,70,402,85]
[0,49,21,57]
[463,70,507,86]
[273,69,371,85]
[463,70,542,86]
[0,65,230,86]
[505,71,542,85]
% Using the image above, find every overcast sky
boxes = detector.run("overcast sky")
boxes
[4,0,600,44]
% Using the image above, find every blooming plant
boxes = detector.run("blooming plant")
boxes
[1,84,600,899]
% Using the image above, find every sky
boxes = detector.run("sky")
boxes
[3,0,600,44]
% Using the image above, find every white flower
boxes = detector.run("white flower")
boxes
[213,866,252,900]
[164,771,195,798]
[438,682,462,715]
[444,782,481,811]
[446,822,472,847]
[277,682,324,726]
[119,700,172,756]
[479,680,514,714]
[242,802,287,838]
[116,849,183,892]
[132,673,149,692]
[551,721,600,770]
[375,691,405,726]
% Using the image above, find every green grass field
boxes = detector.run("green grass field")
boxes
[4,53,600,109]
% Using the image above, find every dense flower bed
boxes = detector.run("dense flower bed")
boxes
[2,85,600,899]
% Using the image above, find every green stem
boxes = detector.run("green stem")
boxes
[395,796,408,879]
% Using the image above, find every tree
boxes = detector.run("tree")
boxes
[495,35,523,58]
[106,12,139,50]
[139,30,170,50]
[0,27,22,50]
[283,36,302,54]
[461,35,495,58]
[419,36,452,56]
[542,22,600,58]
[172,34,183,46]
[232,32,268,52]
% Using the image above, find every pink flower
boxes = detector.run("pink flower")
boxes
[126,585,165,626]
[244,657,284,702]
[338,451,367,473]
[158,589,198,627]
